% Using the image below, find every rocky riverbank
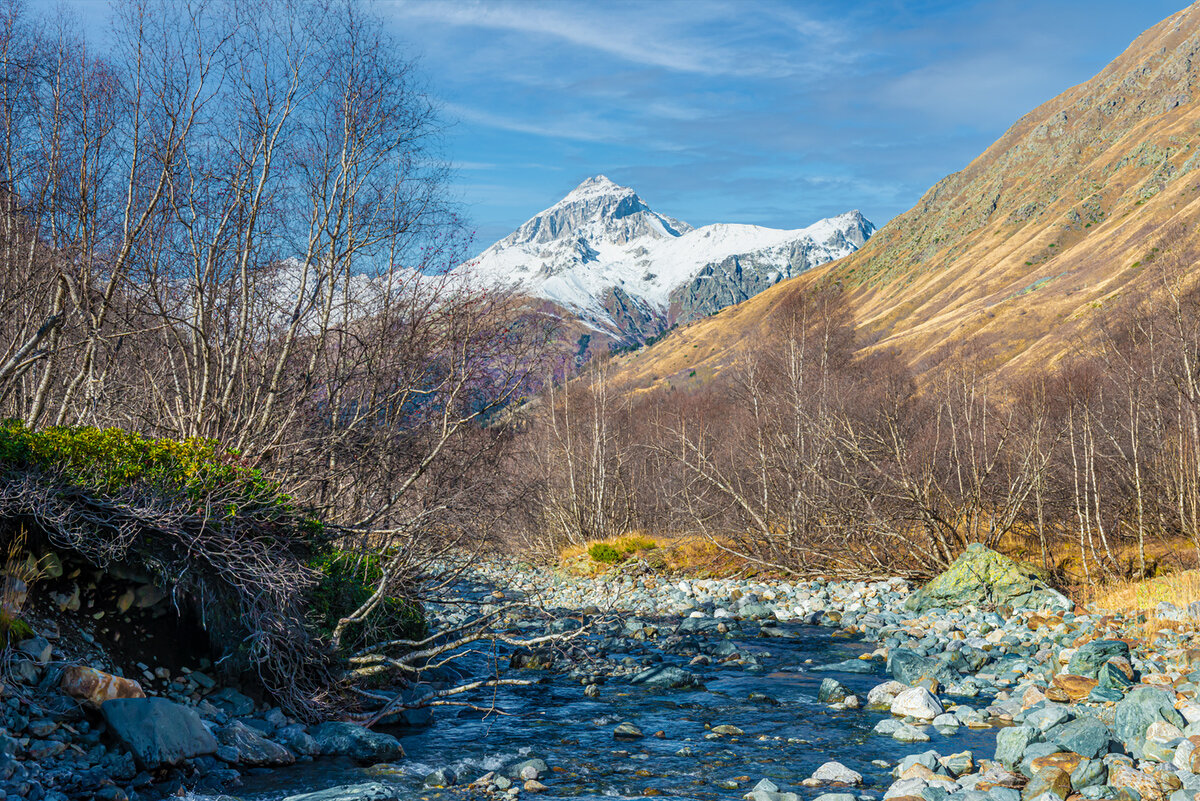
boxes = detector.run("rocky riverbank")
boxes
[5,545,1200,801]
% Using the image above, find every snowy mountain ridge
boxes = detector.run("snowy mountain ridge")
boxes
[462,175,874,342]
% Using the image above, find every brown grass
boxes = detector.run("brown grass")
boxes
[1082,570,1200,613]
[559,531,763,578]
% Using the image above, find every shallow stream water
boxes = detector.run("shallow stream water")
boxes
[234,618,1000,800]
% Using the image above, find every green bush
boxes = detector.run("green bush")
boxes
[309,551,426,652]
[588,543,621,564]
[0,419,321,537]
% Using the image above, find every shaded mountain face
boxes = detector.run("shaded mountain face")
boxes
[462,175,874,344]
[608,3,1200,391]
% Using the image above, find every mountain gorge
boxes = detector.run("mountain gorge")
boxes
[462,176,874,344]
[611,3,1200,389]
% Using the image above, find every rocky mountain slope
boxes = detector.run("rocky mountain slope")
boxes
[611,3,1200,388]
[462,176,874,343]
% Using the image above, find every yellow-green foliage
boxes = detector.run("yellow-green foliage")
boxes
[0,420,317,530]
[616,535,657,554]
[587,535,658,565]
[587,543,620,563]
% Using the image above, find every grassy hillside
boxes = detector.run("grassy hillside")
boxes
[614,3,1200,391]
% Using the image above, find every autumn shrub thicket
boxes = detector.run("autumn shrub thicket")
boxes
[523,250,1200,586]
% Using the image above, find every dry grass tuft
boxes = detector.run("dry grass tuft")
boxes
[1083,569,1200,613]
[560,532,763,578]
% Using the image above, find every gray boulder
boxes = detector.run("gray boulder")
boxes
[629,665,700,689]
[1047,716,1113,759]
[216,720,295,766]
[994,725,1040,770]
[1066,640,1130,679]
[1114,685,1185,753]
[308,722,405,765]
[207,687,256,717]
[101,697,218,768]
[888,648,960,686]
[283,783,402,801]
[817,678,850,703]
[903,544,1071,612]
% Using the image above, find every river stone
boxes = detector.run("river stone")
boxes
[1024,704,1072,732]
[874,718,902,735]
[276,725,321,757]
[1070,757,1107,789]
[996,726,1040,770]
[613,722,643,740]
[308,722,405,764]
[1097,660,1134,694]
[739,602,772,620]
[1173,735,1200,773]
[888,648,960,686]
[1108,763,1168,801]
[508,758,548,780]
[60,666,145,707]
[1021,765,1071,800]
[868,680,909,707]
[892,723,930,742]
[208,687,256,717]
[423,768,456,787]
[808,761,862,785]
[818,678,850,703]
[1067,640,1131,679]
[1048,716,1112,759]
[283,783,401,801]
[101,697,218,768]
[890,687,943,719]
[903,544,1071,612]
[1114,686,1185,752]
[1019,741,1066,779]
[752,779,779,794]
[812,658,876,674]
[629,665,700,689]
[216,720,295,766]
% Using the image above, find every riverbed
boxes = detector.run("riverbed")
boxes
[235,575,1001,801]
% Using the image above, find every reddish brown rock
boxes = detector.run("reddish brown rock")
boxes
[1031,752,1083,776]
[1051,673,1098,701]
[60,666,145,706]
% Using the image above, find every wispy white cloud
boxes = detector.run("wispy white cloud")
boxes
[442,101,635,143]
[390,0,848,78]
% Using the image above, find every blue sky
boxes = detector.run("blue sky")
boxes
[46,0,1189,246]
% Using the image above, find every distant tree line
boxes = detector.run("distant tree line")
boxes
[520,231,1200,584]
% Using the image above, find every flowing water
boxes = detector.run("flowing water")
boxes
[234,618,1000,800]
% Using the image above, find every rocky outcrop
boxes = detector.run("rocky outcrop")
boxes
[670,212,875,322]
[903,544,1072,612]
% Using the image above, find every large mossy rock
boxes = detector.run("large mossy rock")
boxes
[903,544,1072,612]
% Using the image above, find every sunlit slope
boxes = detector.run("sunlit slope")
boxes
[613,4,1200,389]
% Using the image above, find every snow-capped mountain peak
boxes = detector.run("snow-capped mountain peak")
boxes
[463,177,874,343]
